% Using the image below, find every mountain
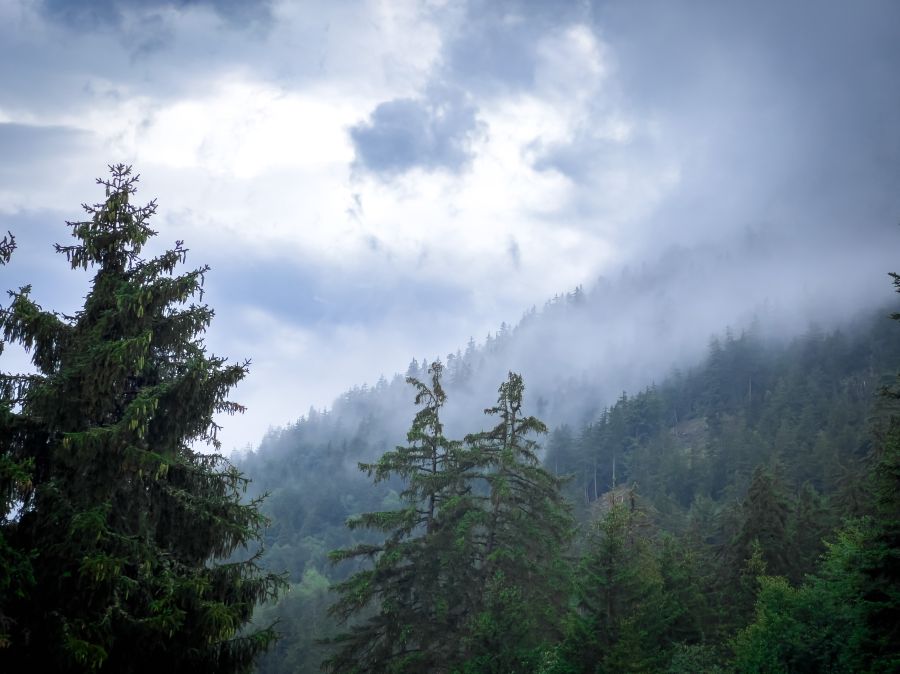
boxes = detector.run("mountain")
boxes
[237,260,900,672]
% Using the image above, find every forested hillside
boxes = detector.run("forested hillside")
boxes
[240,290,900,673]
[4,1,899,671]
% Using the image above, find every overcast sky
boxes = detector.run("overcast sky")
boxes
[2,0,899,451]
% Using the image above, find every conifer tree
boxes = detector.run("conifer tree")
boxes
[732,464,791,579]
[0,165,285,673]
[558,492,669,673]
[0,229,35,650]
[461,372,573,673]
[326,370,572,673]
[325,361,477,673]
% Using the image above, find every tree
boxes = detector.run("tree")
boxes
[728,464,792,584]
[732,271,900,673]
[325,361,477,673]
[326,370,572,673]
[461,372,573,673]
[558,491,675,674]
[0,229,35,650]
[732,525,871,673]
[0,165,285,673]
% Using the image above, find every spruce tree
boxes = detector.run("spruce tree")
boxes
[326,369,572,673]
[558,492,669,673]
[0,165,285,673]
[733,464,791,579]
[0,229,36,650]
[325,361,477,673]
[461,372,573,673]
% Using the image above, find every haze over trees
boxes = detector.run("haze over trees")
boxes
[2,165,899,674]
[243,274,900,672]
[325,366,571,673]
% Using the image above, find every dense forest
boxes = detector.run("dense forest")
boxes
[241,281,900,672]
[2,170,899,673]
[5,0,900,669]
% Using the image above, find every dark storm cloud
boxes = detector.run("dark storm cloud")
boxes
[350,90,483,177]
[348,0,591,178]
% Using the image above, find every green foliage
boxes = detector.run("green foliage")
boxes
[0,229,37,651]
[558,493,687,673]
[461,372,574,672]
[235,260,900,672]
[324,362,479,673]
[325,368,572,673]
[0,166,285,673]
[732,524,872,673]
[731,273,900,673]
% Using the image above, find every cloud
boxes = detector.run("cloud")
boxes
[39,0,272,30]
[0,122,89,167]
[2,0,899,452]
[442,0,590,93]
[350,89,484,177]
[0,123,100,214]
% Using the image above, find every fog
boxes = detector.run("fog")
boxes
[1,0,898,451]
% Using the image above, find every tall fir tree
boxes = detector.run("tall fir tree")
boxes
[0,166,285,673]
[326,369,572,673]
[461,372,573,673]
[557,491,673,674]
[0,229,35,650]
[735,464,792,577]
[325,361,477,673]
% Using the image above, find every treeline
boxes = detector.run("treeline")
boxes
[246,303,900,672]
[4,167,897,673]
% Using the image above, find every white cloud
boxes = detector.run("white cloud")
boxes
[534,24,609,105]
[2,0,898,452]
[136,80,358,176]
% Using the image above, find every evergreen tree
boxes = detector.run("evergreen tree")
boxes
[787,481,831,582]
[0,229,35,651]
[325,361,477,673]
[561,491,672,673]
[462,372,573,673]
[0,166,285,673]
[733,272,900,672]
[326,370,572,673]
[858,271,900,669]
[732,525,871,673]
[732,464,792,579]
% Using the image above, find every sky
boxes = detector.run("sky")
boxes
[1,0,899,452]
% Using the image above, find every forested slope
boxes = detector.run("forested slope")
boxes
[239,294,900,672]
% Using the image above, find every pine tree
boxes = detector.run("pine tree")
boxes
[860,271,900,669]
[732,464,792,579]
[461,372,573,673]
[0,229,36,651]
[0,165,285,673]
[560,491,673,674]
[325,370,572,673]
[325,361,477,673]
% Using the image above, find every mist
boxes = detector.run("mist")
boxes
[5,3,900,672]
[1,0,898,452]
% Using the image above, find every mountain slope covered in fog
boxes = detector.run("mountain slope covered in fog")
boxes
[240,270,900,672]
